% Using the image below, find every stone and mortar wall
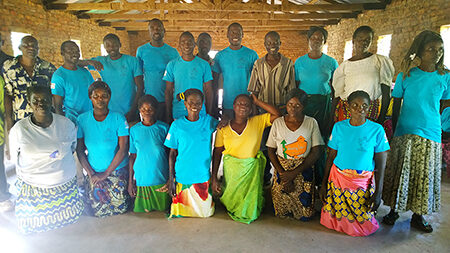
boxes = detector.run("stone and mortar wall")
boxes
[325,0,450,75]
[0,0,130,68]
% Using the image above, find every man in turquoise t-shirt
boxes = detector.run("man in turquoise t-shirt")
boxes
[163,32,213,122]
[212,23,259,117]
[82,34,144,122]
[136,18,179,120]
[52,41,94,124]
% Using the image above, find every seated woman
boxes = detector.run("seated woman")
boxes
[211,93,280,224]
[266,88,324,221]
[128,95,170,212]
[76,81,130,217]
[10,86,83,234]
[164,88,218,218]
[320,90,389,237]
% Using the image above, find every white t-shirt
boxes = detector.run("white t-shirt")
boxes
[266,116,324,159]
[9,113,77,188]
[332,54,394,100]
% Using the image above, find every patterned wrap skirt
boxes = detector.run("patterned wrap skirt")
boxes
[442,137,450,178]
[220,152,265,224]
[169,181,214,218]
[382,134,441,215]
[320,164,379,237]
[15,177,84,234]
[334,98,380,122]
[272,156,315,221]
[133,183,170,213]
[84,166,131,217]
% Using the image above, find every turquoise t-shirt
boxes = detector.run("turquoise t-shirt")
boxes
[212,46,258,109]
[442,107,450,132]
[392,68,450,143]
[328,119,390,172]
[163,56,213,119]
[136,43,180,102]
[164,114,218,184]
[51,66,94,124]
[90,54,143,115]
[129,121,169,186]
[77,110,129,173]
[294,54,338,95]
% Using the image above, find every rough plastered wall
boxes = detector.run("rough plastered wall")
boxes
[129,29,309,62]
[0,0,130,68]
[325,0,450,75]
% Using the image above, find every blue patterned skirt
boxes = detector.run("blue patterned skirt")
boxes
[15,177,84,234]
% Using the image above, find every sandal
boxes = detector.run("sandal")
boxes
[382,210,399,225]
[410,214,433,233]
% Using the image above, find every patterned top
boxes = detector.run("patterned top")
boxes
[2,56,56,122]
[247,54,296,108]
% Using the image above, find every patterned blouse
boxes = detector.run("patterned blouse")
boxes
[2,56,56,122]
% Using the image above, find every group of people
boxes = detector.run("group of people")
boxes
[0,19,448,238]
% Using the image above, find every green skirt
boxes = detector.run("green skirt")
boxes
[220,151,266,224]
[134,184,170,212]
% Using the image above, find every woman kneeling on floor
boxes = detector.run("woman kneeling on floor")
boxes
[11,86,83,234]
[320,90,390,237]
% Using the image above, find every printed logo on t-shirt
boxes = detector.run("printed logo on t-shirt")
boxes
[51,83,56,89]
[49,150,59,158]
[166,133,171,140]
[281,136,307,159]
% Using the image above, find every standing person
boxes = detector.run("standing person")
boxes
[82,33,143,122]
[164,89,218,218]
[163,32,213,122]
[51,41,94,123]
[76,81,130,217]
[128,95,170,213]
[332,26,394,124]
[320,90,389,237]
[266,89,324,221]
[248,31,296,186]
[382,31,449,233]
[295,26,338,137]
[10,86,83,234]
[137,19,179,121]
[212,93,280,224]
[196,32,213,65]
[2,36,56,127]
[212,23,258,117]
[0,33,13,212]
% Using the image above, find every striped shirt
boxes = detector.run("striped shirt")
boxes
[247,54,296,108]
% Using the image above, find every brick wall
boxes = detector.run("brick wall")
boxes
[0,0,130,68]
[129,30,309,62]
[325,0,450,75]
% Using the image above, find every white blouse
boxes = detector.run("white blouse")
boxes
[332,54,394,100]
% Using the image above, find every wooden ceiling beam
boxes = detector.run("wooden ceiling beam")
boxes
[46,2,384,12]
[87,12,357,21]
[107,20,338,28]
[119,25,312,32]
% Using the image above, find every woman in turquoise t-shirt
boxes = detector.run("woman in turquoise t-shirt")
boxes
[163,88,218,218]
[382,31,449,233]
[76,81,130,217]
[128,95,170,213]
[320,90,390,237]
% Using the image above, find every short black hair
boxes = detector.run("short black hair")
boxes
[148,18,164,27]
[233,94,253,105]
[227,22,243,32]
[138,94,159,111]
[307,26,328,43]
[103,33,121,43]
[88,80,111,97]
[26,85,52,102]
[176,88,204,102]
[353,26,374,39]
[347,90,371,104]
[180,31,195,42]
[60,40,78,54]
[265,31,280,41]
[286,88,308,107]
[197,32,212,41]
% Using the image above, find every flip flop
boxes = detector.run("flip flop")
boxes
[382,211,399,225]
[410,215,433,233]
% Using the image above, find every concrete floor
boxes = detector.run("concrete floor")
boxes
[1,177,449,253]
